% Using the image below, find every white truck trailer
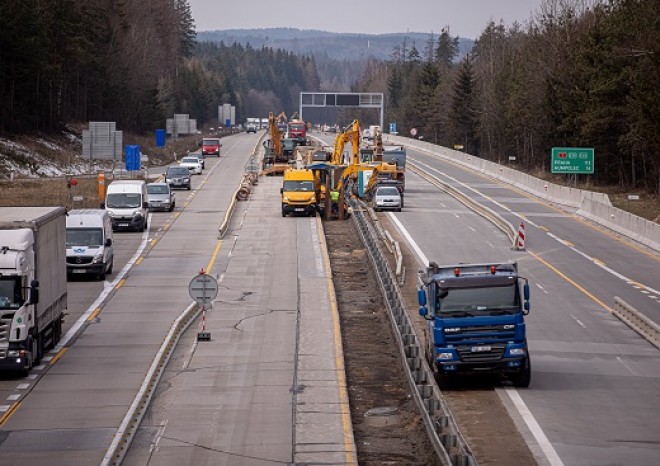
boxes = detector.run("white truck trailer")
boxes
[0,207,67,373]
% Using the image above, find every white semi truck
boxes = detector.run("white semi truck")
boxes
[0,207,67,373]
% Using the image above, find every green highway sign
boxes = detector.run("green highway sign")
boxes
[551,147,594,174]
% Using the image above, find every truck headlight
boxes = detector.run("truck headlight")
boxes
[93,254,103,264]
[107,211,114,217]
[508,348,526,356]
[437,352,455,360]
[133,211,143,218]
[282,196,289,202]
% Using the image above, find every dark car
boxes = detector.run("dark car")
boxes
[165,166,191,190]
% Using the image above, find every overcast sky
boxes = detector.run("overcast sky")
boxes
[188,0,546,39]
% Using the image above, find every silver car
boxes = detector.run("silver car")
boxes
[373,186,402,212]
[179,156,203,174]
[147,183,176,212]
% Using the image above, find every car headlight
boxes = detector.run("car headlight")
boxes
[133,211,143,218]
[107,211,114,217]
[93,254,103,264]
[311,196,316,202]
[282,196,289,202]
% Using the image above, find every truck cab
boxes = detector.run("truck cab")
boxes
[288,120,307,146]
[281,169,317,217]
[418,261,531,388]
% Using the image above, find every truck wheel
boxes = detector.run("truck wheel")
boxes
[107,259,113,274]
[435,371,452,390]
[511,358,531,388]
[98,268,106,280]
[281,210,286,217]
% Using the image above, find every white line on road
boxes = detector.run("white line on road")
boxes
[6,394,20,401]
[570,314,586,328]
[535,283,549,294]
[468,226,477,232]
[388,212,564,466]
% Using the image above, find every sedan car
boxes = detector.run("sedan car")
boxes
[165,166,191,190]
[190,151,205,169]
[147,182,175,212]
[179,156,203,174]
[373,185,402,212]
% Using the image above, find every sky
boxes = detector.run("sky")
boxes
[188,0,547,39]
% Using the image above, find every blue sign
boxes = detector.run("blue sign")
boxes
[389,122,397,134]
[225,119,231,128]
[155,129,166,147]
[125,145,141,171]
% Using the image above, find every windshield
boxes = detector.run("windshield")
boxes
[167,167,188,176]
[376,187,399,196]
[67,228,103,247]
[289,123,305,131]
[436,284,519,315]
[203,139,219,145]
[283,181,314,192]
[106,193,141,208]
[181,157,198,164]
[148,185,169,194]
[0,277,23,309]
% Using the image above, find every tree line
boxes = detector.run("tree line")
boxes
[356,0,659,194]
[0,0,319,134]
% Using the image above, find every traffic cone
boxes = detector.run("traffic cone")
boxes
[516,222,526,250]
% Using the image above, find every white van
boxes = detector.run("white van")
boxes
[103,180,149,231]
[66,209,114,280]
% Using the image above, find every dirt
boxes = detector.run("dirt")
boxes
[378,213,538,466]
[324,219,440,465]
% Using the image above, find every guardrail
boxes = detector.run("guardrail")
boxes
[349,197,477,466]
[408,162,518,248]
[613,297,660,350]
[100,302,199,466]
[361,199,406,282]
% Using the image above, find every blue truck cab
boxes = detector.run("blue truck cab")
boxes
[418,261,531,388]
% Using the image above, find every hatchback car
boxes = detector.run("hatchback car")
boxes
[373,185,402,212]
[165,166,192,190]
[147,183,176,212]
[179,156,203,174]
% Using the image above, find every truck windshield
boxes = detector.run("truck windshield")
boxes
[0,277,23,309]
[202,139,219,145]
[283,181,314,192]
[438,284,519,314]
[67,228,103,247]
[106,193,141,208]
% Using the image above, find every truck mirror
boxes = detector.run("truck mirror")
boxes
[419,306,428,317]
[417,289,426,306]
[524,301,530,314]
[29,280,39,305]
[523,283,530,301]
[280,188,284,194]
[143,201,148,209]
[100,202,105,209]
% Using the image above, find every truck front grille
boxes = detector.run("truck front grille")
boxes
[457,344,506,363]
[67,256,94,265]
[0,316,11,343]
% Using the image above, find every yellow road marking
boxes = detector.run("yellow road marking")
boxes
[539,226,549,232]
[0,402,20,426]
[150,238,158,246]
[50,347,68,366]
[205,240,223,272]
[564,240,575,247]
[87,308,101,322]
[594,258,606,267]
[135,257,143,265]
[116,279,126,289]
[529,250,613,313]
[316,216,358,464]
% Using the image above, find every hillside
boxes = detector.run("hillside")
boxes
[197,28,474,89]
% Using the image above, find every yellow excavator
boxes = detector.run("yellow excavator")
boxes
[261,111,293,176]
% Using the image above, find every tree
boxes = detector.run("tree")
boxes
[449,55,478,154]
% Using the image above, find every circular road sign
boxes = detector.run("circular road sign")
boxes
[188,273,219,304]
[410,128,418,137]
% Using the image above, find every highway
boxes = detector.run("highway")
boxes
[0,132,261,464]
[392,142,660,465]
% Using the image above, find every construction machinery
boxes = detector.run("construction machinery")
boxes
[262,112,298,176]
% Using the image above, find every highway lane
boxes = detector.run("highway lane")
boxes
[387,152,660,465]
[0,132,261,465]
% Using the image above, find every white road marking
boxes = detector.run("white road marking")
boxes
[310,218,324,275]
[454,213,460,219]
[150,419,169,454]
[388,212,564,466]
[616,356,639,376]
[535,283,549,294]
[0,405,10,412]
[6,394,20,401]
[33,364,46,371]
[468,226,477,232]
[16,383,29,390]
[570,314,586,328]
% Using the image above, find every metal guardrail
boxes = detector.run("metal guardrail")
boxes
[100,303,199,466]
[409,162,518,248]
[613,297,660,350]
[361,199,405,282]
[349,197,477,466]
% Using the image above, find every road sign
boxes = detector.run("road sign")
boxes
[389,122,397,134]
[188,273,219,304]
[551,147,594,174]
[410,128,418,137]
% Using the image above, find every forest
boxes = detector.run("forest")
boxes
[354,0,659,194]
[0,0,318,134]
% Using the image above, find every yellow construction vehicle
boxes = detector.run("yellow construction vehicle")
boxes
[262,111,296,176]
[281,168,317,217]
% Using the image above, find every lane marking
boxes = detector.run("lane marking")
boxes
[49,348,68,365]
[16,383,29,390]
[316,216,358,465]
[205,240,223,273]
[536,283,549,294]
[135,257,143,265]
[0,403,20,426]
[6,394,20,401]
[570,315,586,328]
[388,213,563,466]
[87,308,101,322]
[116,279,126,289]
[468,226,477,232]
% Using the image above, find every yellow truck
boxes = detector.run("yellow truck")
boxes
[281,169,317,217]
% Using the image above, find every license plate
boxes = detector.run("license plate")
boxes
[72,269,86,274]
[119,223,129,227]
[295,208,304,212]
[471,346,491,353]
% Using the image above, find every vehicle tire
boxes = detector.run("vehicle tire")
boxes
[52,318,62,347]
[187,185,191,191]
[169,203,175,212]
[396,208,402,212]
[35,332,44,364]
[107,259,113,274]
[98,267,106,281]
[511,358,531,388]
[435,371,452,391]
[281,210,286,217]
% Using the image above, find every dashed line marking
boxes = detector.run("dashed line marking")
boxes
[16,383,29,390]
[0,403,20,426]
[116,279,126,289]
[49,348,68,365]
[539,226,549,232]
[6,394,20,401]
[87,308,101,322]
[135,257,143,265]
[570,315,586,328]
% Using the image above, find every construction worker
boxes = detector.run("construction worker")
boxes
[330,188,340,215]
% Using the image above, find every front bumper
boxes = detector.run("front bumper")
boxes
[111,216,144,230]
[282,203,316,215]
[149,201,171,211]
[67,263,105,275]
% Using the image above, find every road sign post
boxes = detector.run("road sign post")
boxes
[551,147,594,174]
[189,269,219,341]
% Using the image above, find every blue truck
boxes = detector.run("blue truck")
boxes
[417,261,531,388]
